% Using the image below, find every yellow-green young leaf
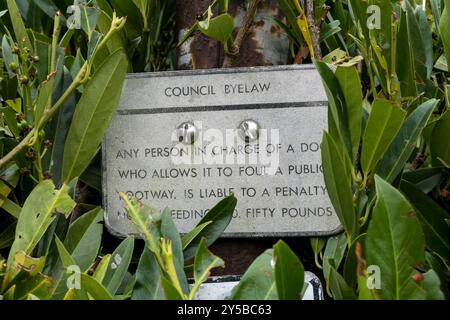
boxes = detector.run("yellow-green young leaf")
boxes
[274,240,305,300]
[198,13,234,43]
[10,251,46,276]
[92,255,111,284]
[366,176,426,300]
[6,0,32,50]
[335,66,363,162]
[321,132,356,239]
[62,50,128,183]
[6,252,53,300]
[361,99,406,177]
[7,181,75,266]
[2,285,16,300]
[439,1,450,71]
[229,249,277,300]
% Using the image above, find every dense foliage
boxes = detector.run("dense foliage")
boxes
[0,0,449,300]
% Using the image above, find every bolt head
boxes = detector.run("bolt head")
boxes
[177,122,198,145]
[238,119,260,143]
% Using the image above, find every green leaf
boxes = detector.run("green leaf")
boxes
[63,208,103,271]
[102,236,134,295]
[405,2,433,82]
[181,221,212,250]
[34,77,55,128]
[1,105,20,138]
[402,167,444,194]
[397,9,417,98]
[0,197,21,219]
[2,35,19,79]
[430,111,450,166]
[328,262,356,300]
[80,273,113,300]
[361,99,406,176]
[426,252,450,299]
[335,66,363,162]
[132,247,163,300]
[62,49,128,183]
[366,176,426,299]
[315,61,353,157]
[310,237,326,268]
[441,1,450,66]
[321,132,356,238]
[378,99,438,182]
[183,195,236,261]
[0,221,16,250]
[108,0,141,40]
[160,275,184,300]
[54,236,76,268]
[198,13,234,44]
[190,238,224,299]
[273,240,304,300]
[7,181,75,266]
[79,4,101,39]
[31,0,62,22]
[422,269,445,300]
[322,233,348,296]
[46,67,77,187]
[229,249,277,300]
[343,234,367,290]
[400,181,450,264]
[6,0,32,50]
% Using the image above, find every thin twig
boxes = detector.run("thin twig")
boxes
[222,0,261,68]
[317,5,330,29]
[411,143,427,171]
[305,0,322,60]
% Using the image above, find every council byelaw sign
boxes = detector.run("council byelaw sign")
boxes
[102,65,341,237]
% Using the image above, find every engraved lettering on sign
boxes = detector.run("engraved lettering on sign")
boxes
[103,65,342,237]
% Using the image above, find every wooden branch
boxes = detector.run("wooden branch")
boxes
[222,0,262,68]
[305,0,322,60]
